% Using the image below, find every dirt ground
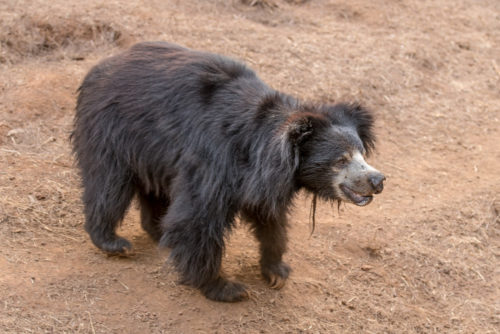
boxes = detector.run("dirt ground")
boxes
[1,0,499,332]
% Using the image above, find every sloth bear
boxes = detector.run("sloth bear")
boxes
[72,42,385,302]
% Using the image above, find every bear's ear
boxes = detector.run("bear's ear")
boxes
[284,112,329,146]
[322,103,376,156]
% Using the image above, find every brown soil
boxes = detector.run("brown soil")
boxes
[1,0,499,333]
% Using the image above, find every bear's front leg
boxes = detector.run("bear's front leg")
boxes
[160,194,249,302]
[199,276,249,302]
[243,210,291,289]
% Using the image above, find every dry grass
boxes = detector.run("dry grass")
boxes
[0,14,126,64]
[0,0,499,333]
[241,0,278,9]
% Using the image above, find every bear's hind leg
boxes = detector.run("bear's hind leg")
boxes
[82,170,136,255]
[138,191,169,242]
[243,210,291,289]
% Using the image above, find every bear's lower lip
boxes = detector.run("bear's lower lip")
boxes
[340,185,373,206]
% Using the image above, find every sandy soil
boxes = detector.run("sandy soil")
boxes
[1,0,499,332]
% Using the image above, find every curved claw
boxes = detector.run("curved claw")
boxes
[262,261,291,290]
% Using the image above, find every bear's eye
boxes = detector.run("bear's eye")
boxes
[335,156,349,165]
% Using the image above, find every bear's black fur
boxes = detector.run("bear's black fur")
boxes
[72,42,379,302]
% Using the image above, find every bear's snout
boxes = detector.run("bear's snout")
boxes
[368,172,385,194]
[334,150,385,206]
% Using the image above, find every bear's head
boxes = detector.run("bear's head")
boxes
[286,103,385,206]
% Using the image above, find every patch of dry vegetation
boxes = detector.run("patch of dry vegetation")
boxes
[0,15,125,64]
[240,0,279,9]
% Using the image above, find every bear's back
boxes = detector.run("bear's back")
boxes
[74,42,282,195]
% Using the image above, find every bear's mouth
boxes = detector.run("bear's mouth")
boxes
[339,184,373,206]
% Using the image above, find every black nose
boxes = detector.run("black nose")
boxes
[369,173,385,194]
